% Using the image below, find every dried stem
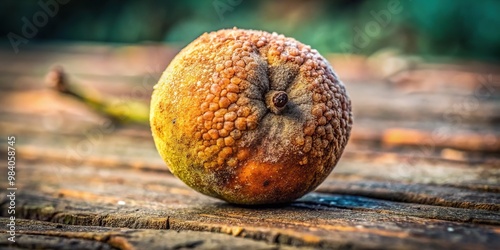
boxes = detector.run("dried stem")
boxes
[46,66,150,125]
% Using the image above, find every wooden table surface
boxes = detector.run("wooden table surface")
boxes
[0,44,499,249]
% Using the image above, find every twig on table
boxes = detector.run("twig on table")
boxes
[45,66,150,125]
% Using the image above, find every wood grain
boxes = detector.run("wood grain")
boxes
[0,43,499,249]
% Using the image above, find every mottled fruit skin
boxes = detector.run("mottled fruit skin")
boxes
[150,28,353,205]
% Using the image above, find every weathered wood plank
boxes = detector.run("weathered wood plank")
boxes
[7,158,500,223]
[1,114,498,211]
[1,218,311,250]
[3,189,500,250]
[318,179,500,211]
[2,159,500,249]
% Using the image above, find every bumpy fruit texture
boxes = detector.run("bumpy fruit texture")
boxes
[150,28,352,205]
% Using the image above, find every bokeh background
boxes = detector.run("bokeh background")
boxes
[1,0,500,61]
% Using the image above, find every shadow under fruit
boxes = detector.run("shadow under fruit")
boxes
[150,28,353,205]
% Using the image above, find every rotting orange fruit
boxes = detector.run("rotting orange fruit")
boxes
[150,28,353,205]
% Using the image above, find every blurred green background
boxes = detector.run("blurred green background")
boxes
[1,0,500,61]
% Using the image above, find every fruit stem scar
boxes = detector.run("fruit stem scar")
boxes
[265,90,288,114]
